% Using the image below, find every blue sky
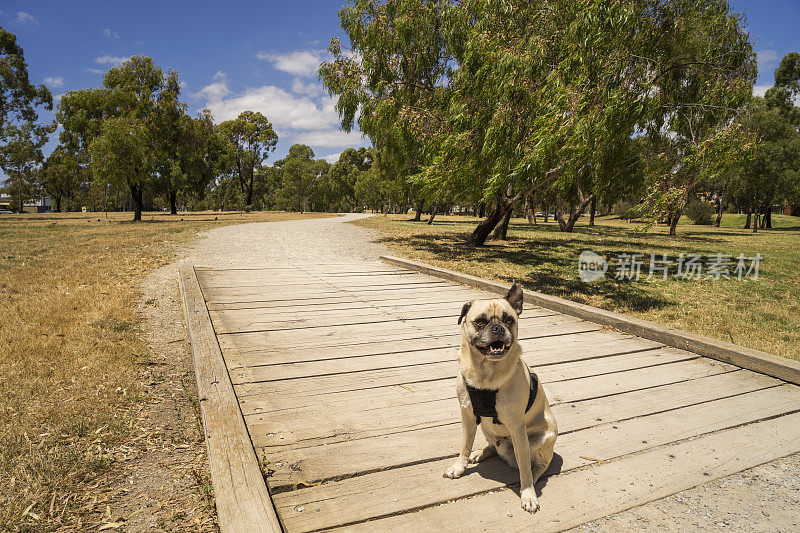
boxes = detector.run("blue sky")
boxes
[2,0,799,165]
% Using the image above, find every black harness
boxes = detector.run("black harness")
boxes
[465,371,539,425]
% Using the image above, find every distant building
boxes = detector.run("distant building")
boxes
[24,196,53,213]
[0,193,11,210]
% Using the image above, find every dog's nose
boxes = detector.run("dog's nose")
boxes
[491,324,503,335]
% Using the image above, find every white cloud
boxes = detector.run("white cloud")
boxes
[195,75,365,150]
[192,80,230,102]
[256,50,328,77]
[86,68,104,75]
[324,152,342,164]
[103,28,120,39]
[757,49,778,75]
[294,129,365,148]
[44,76,65,88]
[16,11,37,25]
[213,71,227,81]
[291,78,322,96]
[94,55,130,66]
[753,84,771,97]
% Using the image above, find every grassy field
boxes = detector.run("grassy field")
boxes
[0,210,332,529]
[354,213,800,361]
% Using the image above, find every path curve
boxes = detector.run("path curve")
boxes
[184,213,386,268]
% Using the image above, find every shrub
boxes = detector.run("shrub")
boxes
[685,199,715,225]
[613,200,637,221]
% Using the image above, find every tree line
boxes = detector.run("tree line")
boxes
[3,2,800,238]
[1,30,378,218]
[319,0,800,242]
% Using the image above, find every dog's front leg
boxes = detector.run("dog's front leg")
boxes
[509,424,539,513]
[443,407,477,479]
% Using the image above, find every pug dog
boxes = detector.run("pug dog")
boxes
[443,283,558,513]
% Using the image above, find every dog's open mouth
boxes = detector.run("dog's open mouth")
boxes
[478,340,510,357]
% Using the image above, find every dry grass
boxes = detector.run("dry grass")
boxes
[354,213,800,361]
[0,210,332,530]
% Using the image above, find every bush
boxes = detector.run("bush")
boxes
[613,200,637,221]
[685,199,715,225]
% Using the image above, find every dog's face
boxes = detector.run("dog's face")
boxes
[458,284,524,360]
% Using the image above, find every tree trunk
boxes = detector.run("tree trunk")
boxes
[543,202,549,223]
[54,196,62,213]
[525,194,536,226]
[466,166,562,246]
[466,203,509,246]
[427,203,439,225]
[492,209,512,239]
[765,208,772,229]
[744,210,751,229]
[414,200,423,221]
[589,197,596,227]
[555,194,595,232]
[478,202,485,218]
[130,184,143,221]
[169,190,178,215]
[752,213,759,233]
[713,195,723,227]
[668,211,680,236]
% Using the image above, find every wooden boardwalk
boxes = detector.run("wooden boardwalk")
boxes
[188,261,800,532]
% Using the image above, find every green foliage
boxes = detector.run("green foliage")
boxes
[218,111,279,206]
[685,199,716,225]
[41,145,83,211]
[322,0,756,239]
[0,27,54,211]
[613,200,638,221]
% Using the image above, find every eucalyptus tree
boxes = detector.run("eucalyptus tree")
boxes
[41,145,83,211]
[764,52,800,127]
[319,0,453,219]
[89,116,150,220]
[0,28,53,211]
[274,144,317,212]
[218,111,278,206]
[326,147,373,211]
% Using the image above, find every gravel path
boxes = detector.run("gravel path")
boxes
[178,214,799,531]
[183,213,386,268]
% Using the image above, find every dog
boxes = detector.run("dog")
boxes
[443,283,558,513]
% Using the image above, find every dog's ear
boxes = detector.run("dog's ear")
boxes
[458,301,473,325]
[505,283,523,316]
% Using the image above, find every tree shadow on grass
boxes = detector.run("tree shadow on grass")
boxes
[377,232,678,313]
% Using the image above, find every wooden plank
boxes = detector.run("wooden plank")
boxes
[274,384,800,531]
[207,291,490,311]
[380,255,800,385]
[217,314,595,355]
[204,283,481,305]
[246,353,767,450]
[253,357,739,487]
[210,306,556,335]
[231,334,660,384]
[335,410,800,532]
[178,263,282,533]
[224,329,653,369]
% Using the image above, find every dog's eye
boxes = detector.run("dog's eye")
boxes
[474,318,487,328]
[503,316,514,326]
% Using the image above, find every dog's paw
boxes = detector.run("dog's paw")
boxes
[443,462,466,479]
[520,488,540,514]
[468,450,484,464]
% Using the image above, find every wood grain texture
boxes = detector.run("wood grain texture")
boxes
[179,263,283,533]
[337,411,800,532]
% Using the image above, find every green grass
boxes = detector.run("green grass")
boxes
[354,213,800,361]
